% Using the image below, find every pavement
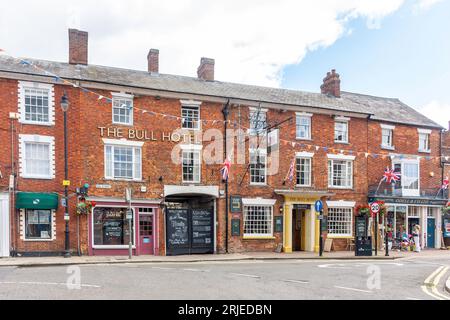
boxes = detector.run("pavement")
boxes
[0,248,448,267]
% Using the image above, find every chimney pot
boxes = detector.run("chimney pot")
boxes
[68,29,88,65]
[321,69,341,98]
[147,49,159,73]
[197,57,215,81]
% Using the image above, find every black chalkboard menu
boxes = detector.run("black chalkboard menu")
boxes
[191,209,213,246]
[166,208,214,255]
[166,209,189,249]
[355,216,367,238]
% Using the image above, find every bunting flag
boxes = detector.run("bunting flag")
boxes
[220,157,231,181]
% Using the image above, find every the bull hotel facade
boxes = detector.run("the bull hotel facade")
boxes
[0,29,449,257]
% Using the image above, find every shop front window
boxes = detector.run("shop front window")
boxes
[93,207,134,246]
[25,209,52,239]
[395,206,407,240]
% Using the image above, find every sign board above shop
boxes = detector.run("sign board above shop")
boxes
[98,126,201,143]
[368,196,447,206]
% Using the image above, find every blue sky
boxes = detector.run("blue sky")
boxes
[282,1,450,128]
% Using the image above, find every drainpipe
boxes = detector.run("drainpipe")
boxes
[222,99,230,254]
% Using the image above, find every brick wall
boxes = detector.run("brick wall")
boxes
[0,76,445,255]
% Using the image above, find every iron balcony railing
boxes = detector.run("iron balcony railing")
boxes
[368,183,448,200]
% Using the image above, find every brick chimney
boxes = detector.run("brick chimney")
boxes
[320,69,341,98]
[68,29,88,65]
[197,57,215,81]
[147,49,159,73]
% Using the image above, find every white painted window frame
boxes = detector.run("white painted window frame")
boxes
[418,128,431,153]
[381,124,395,150]
[295,152,314,187]
[249,107,268,136]
[103,138,143,181]
[327,206,354,237]
[242,198,276,237]
[19,134,55,180]
[180,145,202,183]
[392,158,420,197]
[334,116,349,143]
[20,209,56,242]
[249,148,267,185]
[181,100,202,131]
[112,92,134,126]
[327,154,354,189]
[18,81,55,126]
[295,112,312,140]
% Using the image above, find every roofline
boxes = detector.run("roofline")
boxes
[0,68,373,119]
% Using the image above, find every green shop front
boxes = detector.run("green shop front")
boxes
[368,195,447,250]
[14,192,59,256]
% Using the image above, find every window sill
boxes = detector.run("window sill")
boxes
[334,141,349,144]
[249,183,268,187]
[418,150,431,154]
[19,120,54,127]
[381,145,395,151]
[327,235,353,239]
[24,238,54,242]
[295,184,312,188]
[243,236,276,240]
[295,137,312,141]
[105,178,144,183]
[112,122,134,127]
[20,175,54,180]
[328,186,353,190]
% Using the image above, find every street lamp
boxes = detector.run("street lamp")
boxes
[61,92,70,258]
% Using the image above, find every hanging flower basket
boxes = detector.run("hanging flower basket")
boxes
[442,204,450,215]
[356,204,370,217]
[76,200,96,215]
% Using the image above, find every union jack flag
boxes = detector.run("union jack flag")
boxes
[382,167,401,184]
[285,157,296,183]
[221,157,231,181]
[442,177,449,190]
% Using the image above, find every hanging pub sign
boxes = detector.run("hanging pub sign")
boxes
[230,196,242,213]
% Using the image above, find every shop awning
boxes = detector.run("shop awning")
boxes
[16,192,59,210]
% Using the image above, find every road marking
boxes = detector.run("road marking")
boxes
[0,281,100,288]
[421,266,450,300]
[229,273,261,279]
[183,268,210,273]
[282,279,309,284]
[334,286,373,293]
[318,262,403,269]
[151,267,174,270]
[406,297,422,300]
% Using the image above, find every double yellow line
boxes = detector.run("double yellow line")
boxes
[421,266,450,300]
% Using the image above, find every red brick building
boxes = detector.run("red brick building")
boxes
[0,29,447,257]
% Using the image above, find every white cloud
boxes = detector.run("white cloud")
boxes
[416,100,450,128]
[413,0,444,12]
[0,0,407,87]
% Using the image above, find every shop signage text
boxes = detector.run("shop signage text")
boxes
[369,197,446,206]
[98,126,200,143]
